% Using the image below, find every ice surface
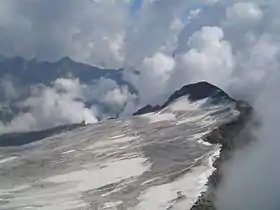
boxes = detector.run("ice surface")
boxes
[133,147,220,210]
[0,97,238,210]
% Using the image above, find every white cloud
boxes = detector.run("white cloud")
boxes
[226,2,264,26]
[0,0,130,68]
[0,76,138,133]
[0,78,17,100]
[102,86,132,113]
[0,78,98,133]
[176,26,234,90]
[216,71,280,210]
[133,52,175,105]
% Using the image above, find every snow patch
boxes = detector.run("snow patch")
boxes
[145,113,176,123]
[61,150,76,155]
[45,157,150,192]
[198,139,212,146]
[132,148,220,210]
[110,134,126,139]
[86,135,136,150]
[102,201,123,209]
[169,98,207,112]
[191,131,211,141]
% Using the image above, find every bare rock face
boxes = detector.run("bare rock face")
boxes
[191,100,253,210]
[133,81,234,116]
[0,123,85,147]
[0,82,251,210]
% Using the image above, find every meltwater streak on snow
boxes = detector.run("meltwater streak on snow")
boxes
[61,150,76,155]
[142,112,176,123]
[0,156,17,165]
[0,97,239,210]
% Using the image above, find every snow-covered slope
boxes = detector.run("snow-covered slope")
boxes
[0,84,243,210]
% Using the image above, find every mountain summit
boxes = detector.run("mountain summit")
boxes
[134,81,233,116]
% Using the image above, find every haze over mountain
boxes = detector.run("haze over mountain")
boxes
[0,56,137,134]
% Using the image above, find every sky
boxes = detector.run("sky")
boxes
[130,0,143,12]
[1,1,280,208]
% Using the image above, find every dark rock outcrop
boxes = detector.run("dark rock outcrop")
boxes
[0,56,125,85]
[190,100,254,210]
[133,104,161,116]
[0,123,86,147]
[163,81,234,107]
[133,81,234,116]
[132,81,254,210]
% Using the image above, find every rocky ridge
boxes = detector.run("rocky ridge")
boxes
[190,101,253,209]
[134,82,253,209]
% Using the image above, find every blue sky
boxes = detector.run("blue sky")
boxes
[130,0,206,22]
[130,0,143,12]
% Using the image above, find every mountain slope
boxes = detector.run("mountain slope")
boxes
[0,83,251,210]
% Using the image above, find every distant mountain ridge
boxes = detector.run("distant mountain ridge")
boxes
[0,123,85,147]
[0,56,125,85]
[0,56,134,125]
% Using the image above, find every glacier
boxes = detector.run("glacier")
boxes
[0,83,250,210]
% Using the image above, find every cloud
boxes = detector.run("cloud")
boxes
[0,0,220,69]
[0,0,130,68]
[102,87,131,113]
[131,52,175,106]
[172,26,234,90]
[0,0,278,105]
[0,78,98,133]
[84,77,136,117]
[0,77,136,133]
[126,0,280,105]
[0,77,18,100]
[225,2,264,27]
[127,25,235,107]
[216,72,280,210]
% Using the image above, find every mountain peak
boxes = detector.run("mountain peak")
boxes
[134,81,233,116]
[163,81,233,108]
[57,56,75,64]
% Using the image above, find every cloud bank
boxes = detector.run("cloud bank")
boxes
[1,0,277,103]
[0,0,279,104]
[0,78,134,133]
